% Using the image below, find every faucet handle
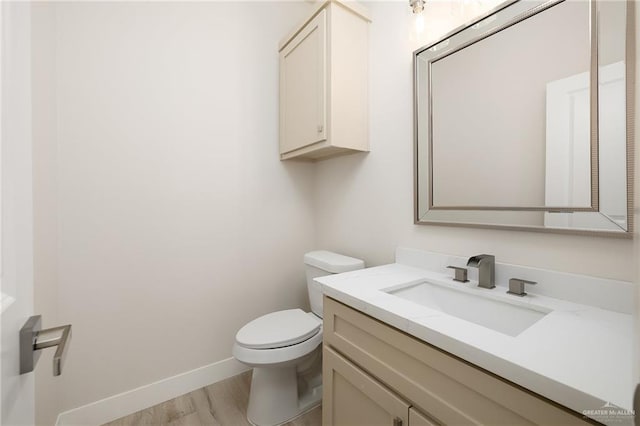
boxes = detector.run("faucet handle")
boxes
[446,266,469,283]
[507,278,537,297]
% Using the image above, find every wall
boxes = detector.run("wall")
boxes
[31,1,314,421]
[314,1,634,282]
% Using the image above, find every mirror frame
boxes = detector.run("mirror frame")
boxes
[413,0,634,237]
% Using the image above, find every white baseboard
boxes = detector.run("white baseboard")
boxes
[56,357,250,426]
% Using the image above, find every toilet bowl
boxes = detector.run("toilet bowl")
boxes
[232,250,364,426]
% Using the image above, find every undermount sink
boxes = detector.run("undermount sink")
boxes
[385,281,551,337]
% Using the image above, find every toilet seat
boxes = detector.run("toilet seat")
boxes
[235,309,321,349]
[233,329,322,367]
[233,309,323,368]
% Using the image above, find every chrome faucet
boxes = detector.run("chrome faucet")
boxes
[466,254,495,289]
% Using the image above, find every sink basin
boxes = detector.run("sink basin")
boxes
[386,281,550,337]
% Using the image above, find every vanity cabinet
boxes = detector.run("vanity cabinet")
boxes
[278,1,370,161]
[324,346,411,426]
[325,346,439,426]
[322,296,594,426]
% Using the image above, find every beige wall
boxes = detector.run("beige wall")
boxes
[314,1,634,282]
[32,1,314,421]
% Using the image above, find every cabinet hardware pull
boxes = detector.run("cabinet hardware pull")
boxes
[393,417,403,426]
[317,125,323,133]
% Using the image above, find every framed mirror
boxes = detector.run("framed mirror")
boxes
[414,0,633,236]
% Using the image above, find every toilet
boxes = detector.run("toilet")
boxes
[232,250,365,426]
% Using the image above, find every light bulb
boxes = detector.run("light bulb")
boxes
[415,12,425,34]
[410,0,425,14]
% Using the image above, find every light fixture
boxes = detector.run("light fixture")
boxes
[410,0,426,34]
[409,0,425,14]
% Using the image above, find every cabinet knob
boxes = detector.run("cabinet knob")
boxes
[393,417,403,426]
[317,125,323,133]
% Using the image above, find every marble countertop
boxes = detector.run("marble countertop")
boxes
[316,262,634,425]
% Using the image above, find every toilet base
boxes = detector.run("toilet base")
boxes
[246,353,322,426]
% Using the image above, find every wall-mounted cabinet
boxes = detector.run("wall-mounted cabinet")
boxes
[278,1,370,161]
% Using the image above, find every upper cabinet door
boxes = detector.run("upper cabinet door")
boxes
[279,2,370,161]
[279,9,327,155]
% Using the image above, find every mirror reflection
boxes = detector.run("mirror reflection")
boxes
[414,0,631,234]
[431,1,590,209]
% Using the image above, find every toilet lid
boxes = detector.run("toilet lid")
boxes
[236,309,321,349]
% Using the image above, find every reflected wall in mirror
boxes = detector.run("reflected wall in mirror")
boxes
[414,0,633,235]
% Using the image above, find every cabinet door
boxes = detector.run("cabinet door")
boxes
[323,346,409,426]
[279,9,327,154]
[324,296,591,426]
[409,408,440,426]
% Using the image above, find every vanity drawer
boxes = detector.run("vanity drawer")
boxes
[323,296,594,426]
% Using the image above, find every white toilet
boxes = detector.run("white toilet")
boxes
[232,250,364,426]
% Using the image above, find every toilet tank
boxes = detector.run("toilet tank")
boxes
[304,250,365,318]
